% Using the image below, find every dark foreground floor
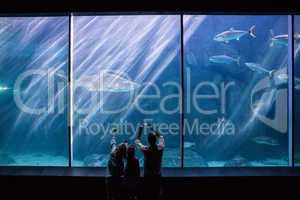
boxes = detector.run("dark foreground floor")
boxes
[1,173,299,199]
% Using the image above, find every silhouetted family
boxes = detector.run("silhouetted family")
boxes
[106,123,164,200]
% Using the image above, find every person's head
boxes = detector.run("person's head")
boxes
[148,132,157,147]
[116,143,127,158]
[127,144,135,159]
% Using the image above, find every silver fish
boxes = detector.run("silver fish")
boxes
[213,25,256,43]
[245,62,273,76]
[209,55,240,65]
[75,71,140,92]
[184,142,196,149]
[295,84,300,90]
[270,30,300,47]
[252,136,280,146]
[276,73,288,82]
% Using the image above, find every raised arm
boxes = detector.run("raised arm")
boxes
[110,128,117,153]
[135,124,147,150]
[154,130,165,150]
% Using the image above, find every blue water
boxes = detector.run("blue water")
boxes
[0,17,69,166]
[184,15,288,167]
[72,16,181,167]
[0,15,294,167]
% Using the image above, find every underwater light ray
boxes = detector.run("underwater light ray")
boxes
[73,16,161,78]
[19,18,51,47]
[38,44,68,67]
[26,32,68,68]
[31,86,68,132]
[31,45,68,72]
[73,71,140,126]
[18,83,66,137]
[22,60,67,95]
[120,16,205,120]
[75,96,107,129]
[0,25,10,35]
[241,53,287,136]
[13,54,68,131]
[135,18,180,81]
[74,17,123,53]
[72,16,182,140]
[121,45,181,120]
[13,88,48,138]
[73,17,130,70]
[224,28,289,147]
[183,15,207,45]
[0,17,70,162]
[14,81,49,128]
[76,16,98,34]
[73,94,99,120]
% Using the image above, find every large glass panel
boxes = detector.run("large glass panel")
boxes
[72,15,181,167]
[184,15,288,167]
[295,15,300,166]
[0,17,69,166]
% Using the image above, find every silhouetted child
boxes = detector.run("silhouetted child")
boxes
[106,128,127,200]
[124,144,140,200]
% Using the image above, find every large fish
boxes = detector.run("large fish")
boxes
[209,55,240,65]
[184,142,196,149]
[270,30,300,47]
[213,25,256,43]
[245,62,274,77]
[75,71,140,92]
[276,73,288,82]
[272,69,289,86]
[252,136,280,146]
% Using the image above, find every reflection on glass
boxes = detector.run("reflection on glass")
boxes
[72,15,181,167]
[184,15,288,167]
[0,17,69,166]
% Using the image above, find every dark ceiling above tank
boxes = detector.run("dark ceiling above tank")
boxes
[0,0,300,14]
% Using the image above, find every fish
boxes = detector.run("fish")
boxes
[271,69,288,86]
[184,142,196,149]
[270,31,300,47]
[295,84,300,90]
[209,55,240,65]
[75,71,140,92]
[0,86,10,92]
[244,62,273,77]
[276,73,288,82]
[213,25,256,43]
[252,136,280,146]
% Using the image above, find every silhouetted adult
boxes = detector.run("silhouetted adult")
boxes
[124,144,141,200]
[135,123,165,200]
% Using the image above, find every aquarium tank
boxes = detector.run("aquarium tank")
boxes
[0,14,296,168]
[71,15,181,167]
[184,15,288,167]
[0,17,69,166]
